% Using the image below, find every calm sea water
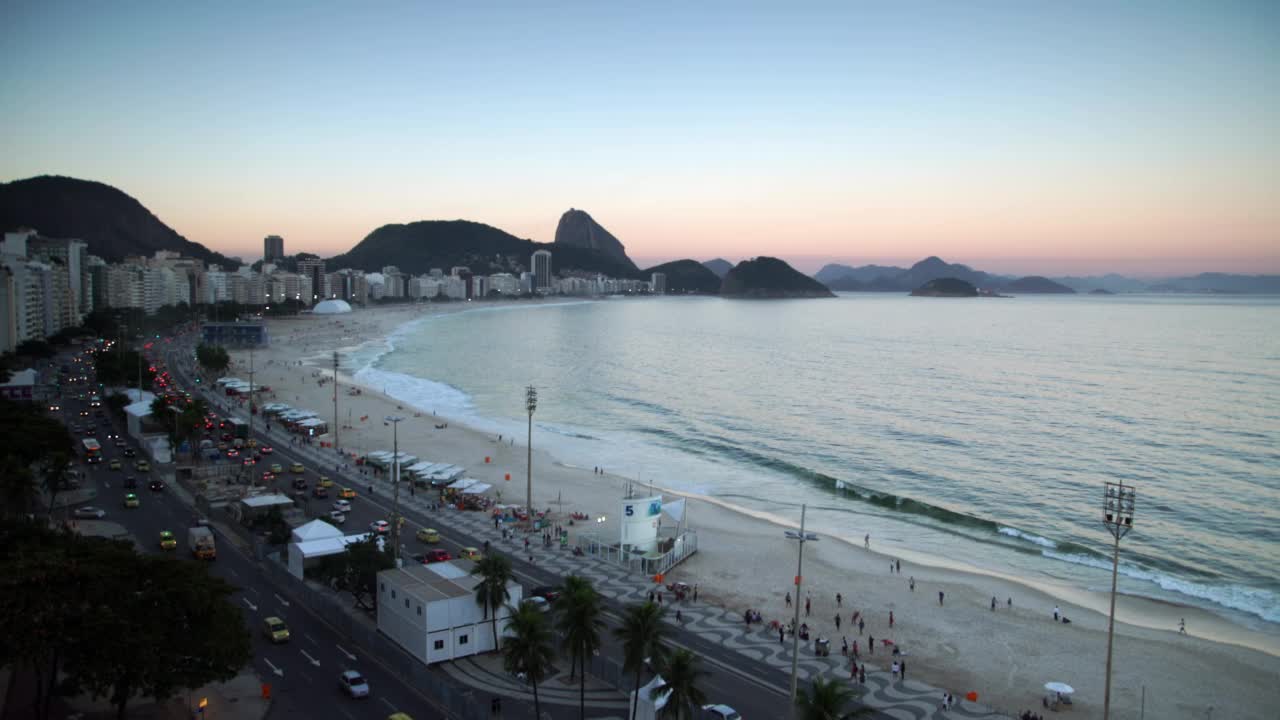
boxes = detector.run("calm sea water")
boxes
[352,294,1280,630]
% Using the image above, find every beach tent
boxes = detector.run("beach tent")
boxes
[629,674,670,720]
[461,482,492,495]
[287,532,373,578]
[312,299,353,314]
[447,478,477,490]
[291,519,344,544]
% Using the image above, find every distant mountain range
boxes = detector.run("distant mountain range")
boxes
[702,258,733,278]
[0,175,235,266]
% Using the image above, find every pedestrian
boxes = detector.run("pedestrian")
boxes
[859,666,866,684]
[852,639,858,657]
[1179,618,1186,634]
[779,627,785,644]
[648,591,655,603]
[939,590,945,606]
[901,661,906,681]
[858,618,864,635]
[890,562,894,573]
[835,614,842,630]
[892,661,900,681]
[676,609,682,624]
[864,533,870,548]
[909,576,915,592]
[658,592,663,605]
[1053,605,1060,622]
[991,596,997,611]
[896,559,901,573]
[889,611,894,629]
[850,659,856,680]
[1008,597,1013,609]
[694,585,699,602]
[869,635,874,654]
[805,597,811,616]
[841,637,848,656]
[785,592,792,608]
[836,592,842,608]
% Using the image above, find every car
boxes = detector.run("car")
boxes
[423,548,451,563]
[123,447,136,458]
[109,458,122,471]
[270,463,283,474]
[386,714,414,720]
[124,493,140,508]
[148,479,165,492]
[105,431,119,440]
[524,596,551,613]
[78,410,89,417]
[312,485,329,498]
[460,547,482,561]
[262,471,276,483]
[48,404,61,412]
[226,448,239,458]
[135,459,150,472]
[317,476,335,489]
[73,506,106,519]
[369,520,390,534]
[159,531,177,550]
[260,445,273,455]
[328,510,346,525]
[700,705,742,720]
[339,670,370,699]
[113,438,126,448]
[339,487,356,499]
[292,477,308,490]
[82,428,96,437]
[262,617,290,643]
[246,438,258,449]
[242,457,256,466]
[291,462,305,474]
[416,528,440,543]
[332,499,351,513]
[122,475,137,489]
[530,586,561,602]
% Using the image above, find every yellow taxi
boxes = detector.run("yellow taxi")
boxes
[159,530,177,550]
[263,617,290,643]
[270,463,283,474]
[460,547,482,561]
[109,458,122,471]
[123,493,140,508]
[135,459,150,472]
[387,714,414,720]
[416,528,440,543]
[318,476,334,488]
[246,438,258,448]
[339,486,357,499]
[291,462,305,474]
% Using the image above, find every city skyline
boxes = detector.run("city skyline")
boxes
[3,2,1278,274]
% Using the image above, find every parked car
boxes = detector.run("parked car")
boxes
[339,670,370,699]
[328,511,346,525]
[700,705,742,720]
[423,548,451,563]
[312,485,329,498]
[73,506,106,519]
[292,477,308,490]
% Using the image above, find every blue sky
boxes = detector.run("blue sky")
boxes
[2,1,1277,273]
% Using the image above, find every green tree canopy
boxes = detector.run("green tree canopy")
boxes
[312,534,393,610]
[616,601,669,720]
[653,649,709,720]
[472,554,513,650]
[556,575,605,719]
[503,600,556,720]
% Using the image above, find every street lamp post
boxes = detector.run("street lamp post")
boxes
[525,385,537,529]
[784,504,818,711]
[386,415,405,565]
[1102,481,1136,720]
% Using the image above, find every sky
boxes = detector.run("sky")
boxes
[2,1,1278,275]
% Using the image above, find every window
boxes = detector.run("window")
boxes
[417,605,422,616]
[405,598,410,609]
[391,589,396,599]
[433,639,444,650]
[459,634,468,645]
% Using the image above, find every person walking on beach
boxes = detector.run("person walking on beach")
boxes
[805,597,811,616]
[901,661,906,681]
[865,533,870,548]
[785,592,792,608]
[1179,618,1187,634]
[868,635,874,654]
[1053,605,1060,622]
[858,618,864,635]
[859,666,866,684]
[909,576,915,592]
[889,611,894,629]
[694,585,698,602]
[835,613,842,631]
[896,559,901,573]
[1008,597,1013,609]
[841,637,848,656]
[891,661,899,681]
[779,627,785,644]
[836,592,842,608]
[938,590,945,606]
[992,596,997,611]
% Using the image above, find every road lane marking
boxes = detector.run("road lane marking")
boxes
[300,649,321,667]
[379,698,397,711]
[263,658,284,677]
[336,644,357,661]
[274,593,291,607]
[242,597,258,612]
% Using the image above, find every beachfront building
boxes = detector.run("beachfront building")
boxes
[202,321,268,347]
[488,273,519,296]
[297,258,327,302]
[531,250,552,291]
[264,234,284,262]
[376,560,522,664]
[651,272,666,294]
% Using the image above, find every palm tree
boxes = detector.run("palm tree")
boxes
[503,600,556,720]
[40,453,74,520]
[471,554,513,650]
[615,601,668,720]
[0,457,38,519]
[555,575,605,719]
[652,649,708,719]
[795,676,871,720]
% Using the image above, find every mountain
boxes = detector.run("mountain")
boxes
[643,259,721,294]
[999,276,1076,294]
[553,209,637,272]
[814,263,905,286]
[702,258,733,278]
[1152,273,1280,294]
[1051,273,1148,293]
[720,257,834,298]
[0,175,236,266]
[327,220,642,279]
[910,278,978,297]
[896,256,997,290]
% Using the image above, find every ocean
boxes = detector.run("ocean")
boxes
[350,294,1280,634]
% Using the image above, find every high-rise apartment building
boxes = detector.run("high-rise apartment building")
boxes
[531,250,552,291]
[297,258,326,302]
[264,235,285,262]
[651,272,667,294]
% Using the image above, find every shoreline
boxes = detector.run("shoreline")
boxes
[229,303,1280,719]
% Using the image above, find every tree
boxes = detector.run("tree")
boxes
[94,349,155,389]
[502,601,556,720]
[794,676,871,720]
[615,601,669,720]
[556,575,605,719]
[39,453,75,520]
[195,344,230,375]
[653,649,709,720]
[0,397,74,518]
[312,534,393,610]
[15,339,56,359]
[472,554,513,650]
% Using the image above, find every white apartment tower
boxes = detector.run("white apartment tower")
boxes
[531,250,552,291]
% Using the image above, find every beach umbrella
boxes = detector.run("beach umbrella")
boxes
[1044,682,1074,695]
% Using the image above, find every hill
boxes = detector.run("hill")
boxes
[814,263,905,286]
[910,278,979,297]
[720,257,834,298]
[553,209,637,272]
[327,220,642,279]
[643,259,721,294]
[999,276,1076,294]
[702,258,733,278]
[815,256,999,291]
[0,175,235,266]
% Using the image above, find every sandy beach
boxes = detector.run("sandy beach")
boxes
[227,303,1280,719]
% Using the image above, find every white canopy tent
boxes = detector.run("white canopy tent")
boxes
[460,483,492,495]
[447,478,477,490]
[287,532,374,578]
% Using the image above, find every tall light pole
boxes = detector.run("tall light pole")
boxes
[784,504,818,711]
[1102,481,1136,720]
[247,342,254,440]
[333,351,340,452]
[525,385,537,528]
[386,415,404,565]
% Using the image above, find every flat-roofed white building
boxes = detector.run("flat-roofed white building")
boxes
[377,560,522,664]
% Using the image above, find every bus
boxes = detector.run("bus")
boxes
[229,418,249,440]
[82,438,102,463]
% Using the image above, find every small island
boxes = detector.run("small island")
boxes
[1089,288,1115,295]
[720,257,835,298]
[1000,275,1076,294]
[910,277,978,297]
